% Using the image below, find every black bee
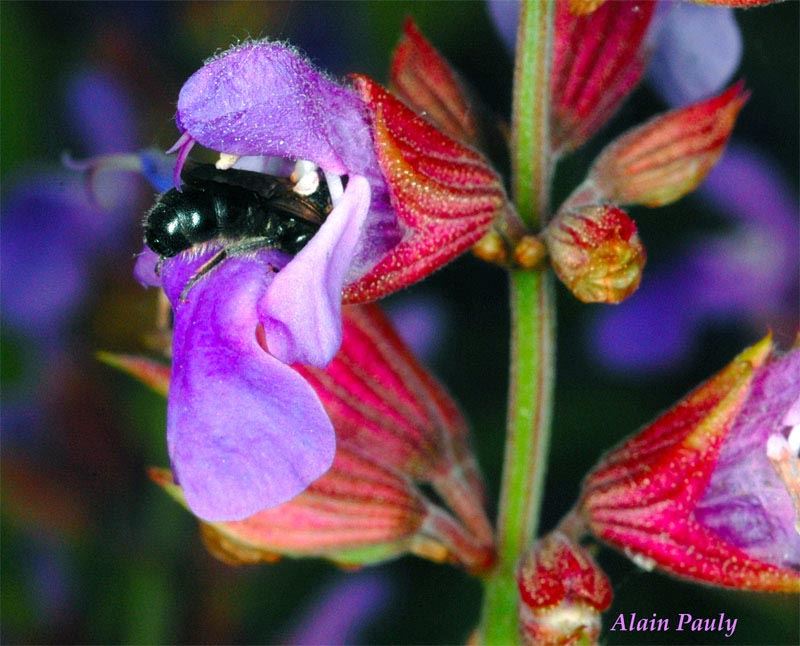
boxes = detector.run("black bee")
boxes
[144,163,333,297]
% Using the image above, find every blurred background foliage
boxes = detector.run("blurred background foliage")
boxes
[1,1,798,644]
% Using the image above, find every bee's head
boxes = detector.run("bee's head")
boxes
[144,188,217,257]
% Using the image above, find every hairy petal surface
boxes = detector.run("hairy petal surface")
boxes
[176,41,375,177]
[162,251,334,521]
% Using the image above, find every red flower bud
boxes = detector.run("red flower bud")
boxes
[542,204,645,303]
[581,336,800,592]
[589,82,749,207]
[517,532,612,646]
[390,18,479,147]
[552,1,656,153]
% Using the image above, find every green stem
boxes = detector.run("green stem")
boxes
[511,0,554,229]
[480,1,556,643]
[481,271,556,644]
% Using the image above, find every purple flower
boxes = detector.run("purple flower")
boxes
[282,572,393,645]
[141,39,507,521]
[1,69,141,344]
[695,347,800,570]
[385,294,448,363]
[138,44,381,520]
[647,3,742,106]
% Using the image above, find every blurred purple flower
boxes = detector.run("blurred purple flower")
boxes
[486,0,519,50]
[647,3,742,106]
[591,143,799,373]
[1,69,144,344]
[65,69,138,154]
[282,572,393,646]
[386,294,448,363]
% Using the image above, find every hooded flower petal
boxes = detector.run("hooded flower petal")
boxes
[258,176,371,366]
[581,337,800,592]
[162,250,335,521]
[176,41,375,177]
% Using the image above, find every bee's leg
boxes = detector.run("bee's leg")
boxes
[179,239,277,302]
[224,238,284,272]
[224,237,273,256]
[179,248,228,302]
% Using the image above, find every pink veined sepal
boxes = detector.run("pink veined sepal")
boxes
[551,0,657,154]
[390,18,480,147]
[580,336,800,593]
[588,82,749,207]
[343,76,506,304]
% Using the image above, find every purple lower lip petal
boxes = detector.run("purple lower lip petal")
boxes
[164,251,335,521]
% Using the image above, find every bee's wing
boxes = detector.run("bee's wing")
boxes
[182,164,289,199]
[265,196,326,225]
[183,164,324,224]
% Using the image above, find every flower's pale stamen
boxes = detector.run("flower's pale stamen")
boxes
[784,397,800,455]
[215,153,241,170]
[290,160,320,196]
[324,171,345,206]
[290,159,317,182]
[294,172,320,196]
[766,401,800,533]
